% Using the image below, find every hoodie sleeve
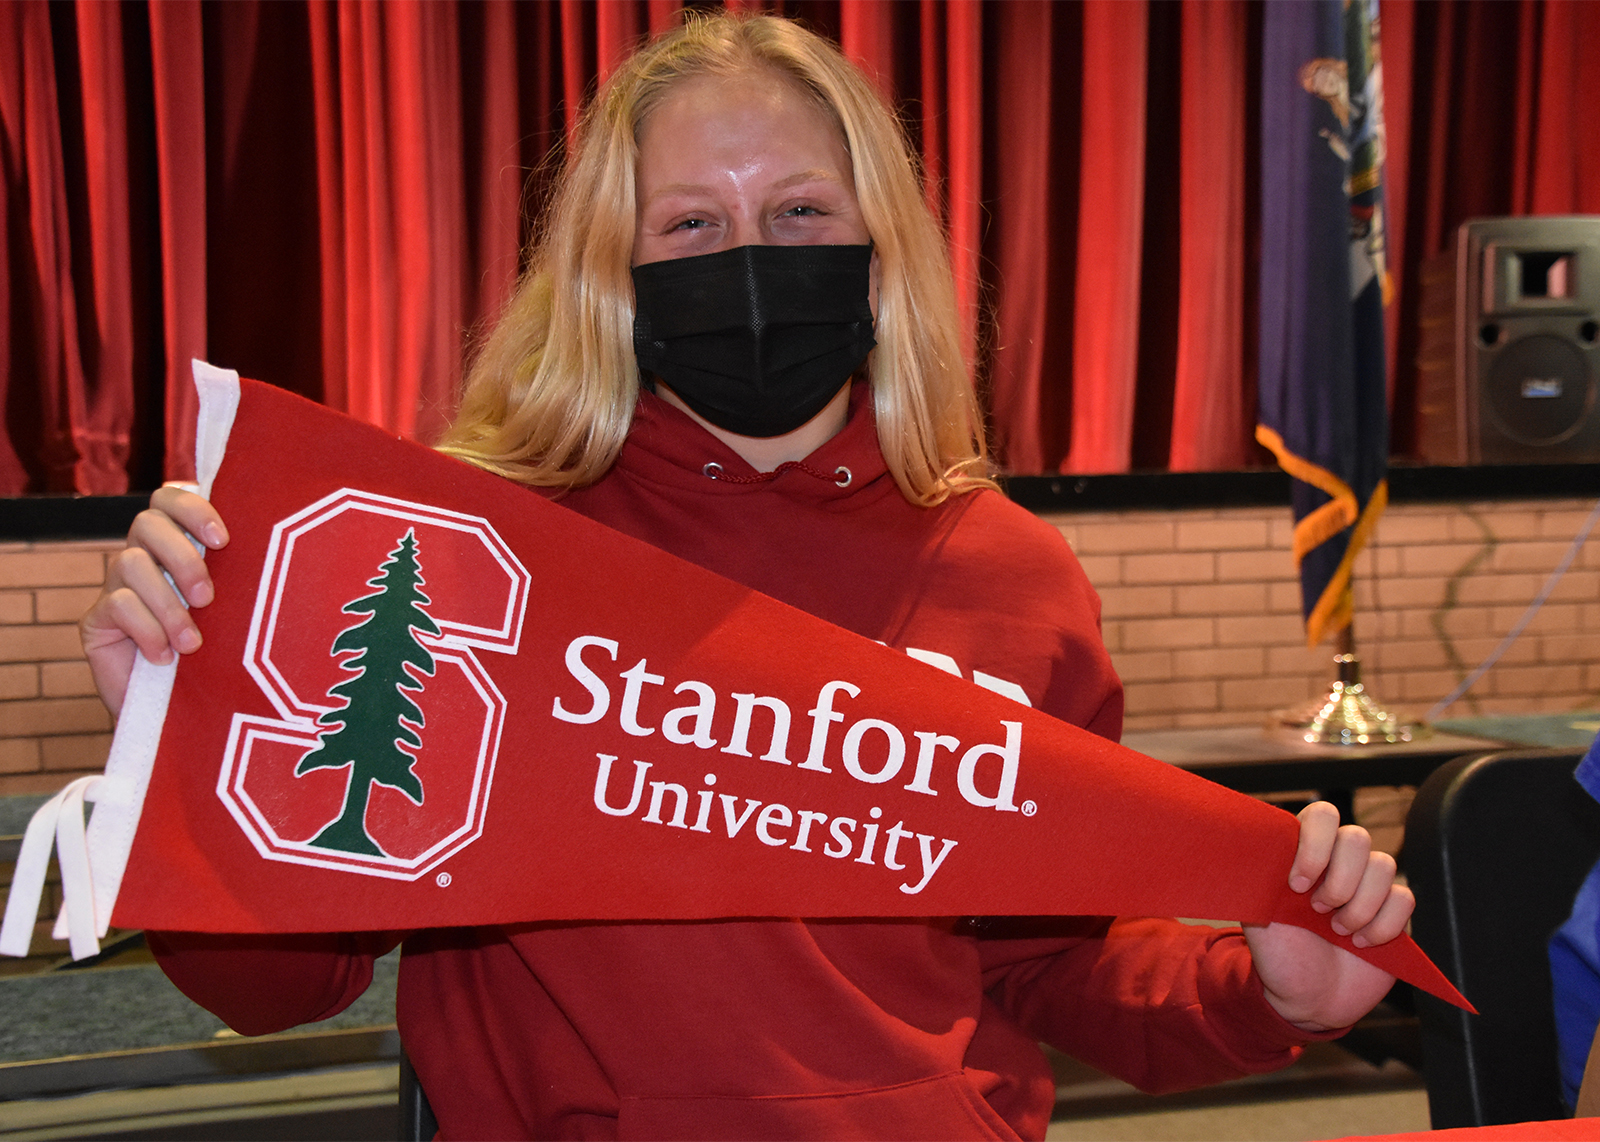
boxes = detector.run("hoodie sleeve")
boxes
[977,916,1340,1094]
[147,929,401,1036]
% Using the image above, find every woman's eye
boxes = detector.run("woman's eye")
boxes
[783,205,822,218]
[670,218,708,232]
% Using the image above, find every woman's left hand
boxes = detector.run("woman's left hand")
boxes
[1243,801,1416,1031]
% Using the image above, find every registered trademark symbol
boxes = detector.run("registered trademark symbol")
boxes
[1021,800,1037,817]
[435,872,452,887]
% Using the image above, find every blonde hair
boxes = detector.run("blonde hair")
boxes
[437,11,994,506]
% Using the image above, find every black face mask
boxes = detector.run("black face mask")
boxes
[631,243,876,438]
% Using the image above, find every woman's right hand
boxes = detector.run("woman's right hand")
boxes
[81,485,230,718]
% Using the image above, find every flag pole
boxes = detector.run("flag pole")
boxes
[1279,581,1417,745]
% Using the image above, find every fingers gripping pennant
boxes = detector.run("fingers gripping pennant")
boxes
[0,362,240,961]
[4,373,1470,1012]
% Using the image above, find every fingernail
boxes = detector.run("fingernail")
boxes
[204,524,227,547]
[1311,900,1332,914]
[1330,919,1350,936]
[1352,934,1370,948]
[190,580,213,607]
[1290,875,1312,893]
[177,629,202,653]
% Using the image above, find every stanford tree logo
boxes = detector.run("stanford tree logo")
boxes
[297,530,439,856]
[217,491,530,879]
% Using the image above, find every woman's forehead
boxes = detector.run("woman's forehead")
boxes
[636,72,850,181]
[640,68,838,141]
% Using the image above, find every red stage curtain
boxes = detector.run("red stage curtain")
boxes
[5,0,1600,494]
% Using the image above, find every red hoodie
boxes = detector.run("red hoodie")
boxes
[152,386,1321,1140]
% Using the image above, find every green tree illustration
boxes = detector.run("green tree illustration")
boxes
[296,529,440,856]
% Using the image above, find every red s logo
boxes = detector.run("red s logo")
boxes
[216,490,529,880]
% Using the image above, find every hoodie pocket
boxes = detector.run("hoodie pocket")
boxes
[616,1071,1021,1141]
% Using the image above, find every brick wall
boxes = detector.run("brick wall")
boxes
[1045,497,1600,732]
[3,497,1599,797]
[1,540,119,798]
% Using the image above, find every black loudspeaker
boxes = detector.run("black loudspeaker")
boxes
[1458,216,1600,463]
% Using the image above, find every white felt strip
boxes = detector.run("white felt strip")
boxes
[84,361,242,940]
[82,655,181,943]
[193,359,242,499]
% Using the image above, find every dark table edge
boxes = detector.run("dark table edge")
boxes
[0,1025,400,1102]
[6,463,1600,540]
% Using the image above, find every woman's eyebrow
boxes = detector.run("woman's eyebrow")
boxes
[639,182,716,206]
[642,169,847,207]
[772,168,847,191]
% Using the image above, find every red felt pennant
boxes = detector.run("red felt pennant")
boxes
[109,379,1470,1012]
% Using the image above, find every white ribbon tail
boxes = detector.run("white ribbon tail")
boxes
[50,777,103,959]
[1,776,99,958]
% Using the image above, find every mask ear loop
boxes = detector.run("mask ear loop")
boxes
[866,238,879,331]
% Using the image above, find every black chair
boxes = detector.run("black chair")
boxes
[1404,747,1600,1128]
[399,1048,439,1141]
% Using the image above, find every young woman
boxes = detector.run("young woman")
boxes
[82,14,1412,1140]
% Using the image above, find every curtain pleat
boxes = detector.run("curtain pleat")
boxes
[836,1,894,98]
[146,0,205,484]
[982,0,1057,476]
[3,0,83,489]
[1509,0,1541,216]
[0,4,21,489]
[308,0,346,417]
[73,0,134,491]
[7,0,1600,494]
[947,3,980,371]
[1380,0,1413,400]
[1065,0,1147,474]
[1528,0,1600,215]
[595,1,643,83]
[468,0,521,329]
[1168,0,1248,472]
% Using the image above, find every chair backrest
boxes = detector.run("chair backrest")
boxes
[1404,747,1600,1128]
[399,1048,439,1142]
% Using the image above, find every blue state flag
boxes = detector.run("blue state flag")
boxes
[1258,0,1390,647]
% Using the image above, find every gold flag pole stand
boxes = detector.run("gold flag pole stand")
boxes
[1277,618,1423,746]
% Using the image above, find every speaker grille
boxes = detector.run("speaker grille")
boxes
[1484,334,1595,446]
